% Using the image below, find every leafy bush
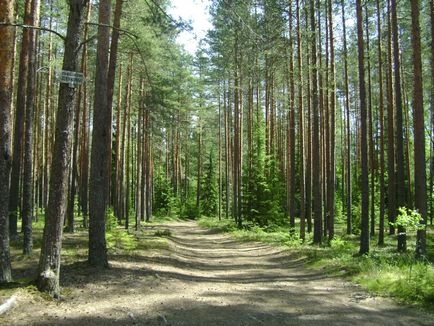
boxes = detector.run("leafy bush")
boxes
[391,207,424,232]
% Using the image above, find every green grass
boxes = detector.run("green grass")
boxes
[153,229,172,237]
[106,228,138,251]
[149,214,182,223]
[198,216,434,310]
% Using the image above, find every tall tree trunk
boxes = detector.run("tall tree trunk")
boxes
[327,0,335,242]
[114,64,123,219]
[22,0,40,255]
[9,0,32,238]
[78,3,91,228]
[288,0,296,231]
[318,1,327,237]
[386,0,396,236]
[391,0,406,252]
[357,0,370,255]
[136,80,143,229]
[365,4,375,237]
[224,83,230,219]
[297,0,305,240]
[310,0,322,244]
[37,0,89,297]
[411,0,427,258]
[218,91,222,221]
[377,0,386,246]
[88,0,111,267]
[196,119,202,214]
[341,0,351,235]
[430,0,434,226]
[145,107,152,222]
[0,0,15,283]
[107,0,123,207]
[305,4,312,233]
[43,0,53,212]
[66,10,85,232]
[125,94,131,230]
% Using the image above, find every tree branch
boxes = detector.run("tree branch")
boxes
[0,22,65,41]
[84,22,138,39]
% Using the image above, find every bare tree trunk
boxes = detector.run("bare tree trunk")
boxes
[66,10,85,232]
[377,0,386,246]
[125,93,131,230]
[145,107,152,222]
[114,64,123,219]
[0,0,15,283]
[22,0,40,255]
[357,0,370,255]
[288,0,296,231]
[310,0,322,244]
[9,0,32,238]
[119,58,132,222]
[297,0,305,240]
[391,0,406,252]
[37,0,89,297]
[136,79,143,230]
[196,119,202,214]
[305,4,312,233]
[341,0,351,235]
[107,0,123,207]
[386,0,396,236]
[411,0,427,258]
[89,0,111,267]
[365,4,375,237]
[224,82,230,219]
[78,3,91,228]
[327,0,335,242]
[43,0,54,212]
[430,0,434,226]
[218,90,222,221]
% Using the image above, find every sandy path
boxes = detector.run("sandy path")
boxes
[1,220,433,325]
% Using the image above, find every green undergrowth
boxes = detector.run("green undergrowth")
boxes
[149,215,180,223]
[154,229,172,237]
[106,229,138,251]
[104,208,139,252]
[198,216,434,310]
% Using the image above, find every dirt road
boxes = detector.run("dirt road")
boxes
[1,221,432,325]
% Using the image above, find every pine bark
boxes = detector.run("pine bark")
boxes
[310,0,322,244]
[37,0,89,297]
[22,0,40,255]
[341,0,351,235]
[107,0,123,207]
[88,0,111,267]
[327,0,335,241]
[386,0,396,235]
[411,0,427,257]
[305,4,312,233]
[391,0,406,252]
[0,0,15,283]
[288,0,296,231]
[430,0,434,226]
[9,0,32,238]
[357,0,370,255]
[377,0,386,245]
[297,0,305,240]
[365,5,375,237]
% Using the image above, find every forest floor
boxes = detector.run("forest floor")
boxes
[1,220,433,325]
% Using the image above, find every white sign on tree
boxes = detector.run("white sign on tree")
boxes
[56,70,84,88]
